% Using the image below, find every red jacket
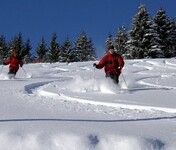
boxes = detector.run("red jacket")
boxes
[96,52,124,76]
[4,56,23,71]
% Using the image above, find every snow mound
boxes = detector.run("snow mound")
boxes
[0,131,174,150]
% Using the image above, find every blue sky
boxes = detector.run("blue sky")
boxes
[0,0,176,58]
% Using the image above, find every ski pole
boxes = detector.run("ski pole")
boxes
[93,67,95,80]
[92,67,95,91]
[0,65,3,74]
[21,66,32,78]
[21,67,27,74]
[121,72,128,88]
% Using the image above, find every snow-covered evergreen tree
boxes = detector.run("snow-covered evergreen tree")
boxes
[114,26,128,55]
[9,33,24,56]
[86,38,97,61]
[144,18,164,58]
[60,37,74,63]
[126,4,163,59]
[167,19,176,57]
[74,32,96,62]
[9,32,30,59]
[23,39,32,63]
[36,37,47,62]
[48,33,60,63]
[74,32,86,62]
[0,35,8,63]
[105,33,113,53]
[126,4,149,58]
[154,7,172,58]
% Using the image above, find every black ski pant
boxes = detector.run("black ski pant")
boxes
[106,72,119,84]
[8,69,17,75]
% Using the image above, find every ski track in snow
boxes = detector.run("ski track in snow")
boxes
[1,59,176,149]
[6,59,176,120]
[1,60,176,118]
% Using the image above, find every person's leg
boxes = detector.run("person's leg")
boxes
[106,73,119,84]
[8,69,17,78]
[113,75,119,84]
[106,72,113,78]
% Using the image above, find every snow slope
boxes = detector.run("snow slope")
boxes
[0,59,176,150]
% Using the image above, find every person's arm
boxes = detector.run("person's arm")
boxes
[96,55,107,69]
[3,58,11,65]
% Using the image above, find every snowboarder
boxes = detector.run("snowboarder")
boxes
[93,45,124,84]
[3,50,24,78]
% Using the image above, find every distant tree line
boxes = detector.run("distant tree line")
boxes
[0,33,32,64]
[106,4,176,59]
[0,3,176,63]
[0,32,97,64]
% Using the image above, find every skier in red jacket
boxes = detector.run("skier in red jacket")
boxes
[3,50,23,78]
[93,45,124,84]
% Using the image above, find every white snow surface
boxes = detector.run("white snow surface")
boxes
[0,59,176,150]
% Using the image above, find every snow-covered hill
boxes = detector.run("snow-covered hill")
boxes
[0,59,176,149]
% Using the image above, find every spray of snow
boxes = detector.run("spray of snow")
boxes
[66,75,121,94]
[67,75,98,93]
[25,73,33,78]
[0,73,10,80]
[0,72,33,79]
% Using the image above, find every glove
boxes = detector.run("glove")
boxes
[20,64,23,67]
[93,63,97,68]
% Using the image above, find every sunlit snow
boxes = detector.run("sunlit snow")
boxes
[0,58,176,149]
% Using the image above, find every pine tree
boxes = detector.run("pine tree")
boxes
[86,38,97,61]
[36,37,47,62]
[167,19,176,57]
[48,33,60,63]
[74,32,96,62]
[114,26,128,55]
[74,32,86,62]
[128,4,149,58]
[9,33,32,60]
[105,33,113,53]
[145,19,164,58]
[126,4,163,59]
[154,7,172,57]
[0,35,8,63]
[9,32,25,58]
[23,39,32,63]
[60,37,74,63]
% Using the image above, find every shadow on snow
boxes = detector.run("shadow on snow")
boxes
[0,116,176,123]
